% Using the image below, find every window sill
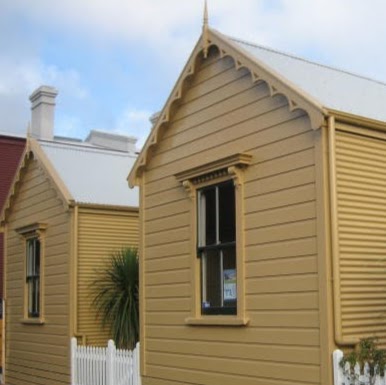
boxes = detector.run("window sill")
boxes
[20,318,45,325]
[185,316,249,326]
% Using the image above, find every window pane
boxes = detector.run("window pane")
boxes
[26,241,33,276]
[26,237,40,318]
[35,240,40,275]
[202,188,216,246]
[201,249,221,309]
[28,280,33,315]
[219,182,235,243]
[201,247,237,314]
[223,247,236,308]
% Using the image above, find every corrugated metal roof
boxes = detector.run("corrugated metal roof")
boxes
[39,140,138,207]
[232,37,386,122]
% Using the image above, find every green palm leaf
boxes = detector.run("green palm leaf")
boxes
[92,247,139,349]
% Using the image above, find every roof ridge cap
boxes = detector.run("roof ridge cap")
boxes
[39,140,137,158]
[230,36,386,88]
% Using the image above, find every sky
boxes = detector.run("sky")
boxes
[2,0,386,148]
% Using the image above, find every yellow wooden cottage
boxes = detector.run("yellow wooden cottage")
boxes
[1,86,139,385]
[129,22,386,385]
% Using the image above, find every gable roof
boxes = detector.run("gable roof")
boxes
[39,140,138,207]
[231,36,386,123]
[1,138,138,223]
[128,27,386,187]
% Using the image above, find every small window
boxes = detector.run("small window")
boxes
[198,181,236,315]
[26,237,41,318]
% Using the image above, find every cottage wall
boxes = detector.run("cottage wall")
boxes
[4,156,71,385]
[76,207,139,346]
[140,48,322,385]
[334,123,386,346]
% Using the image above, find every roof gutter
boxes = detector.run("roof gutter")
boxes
[69,202,139,212]
[327,108,386,132]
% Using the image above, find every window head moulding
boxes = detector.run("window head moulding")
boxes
[16,223,47,238]
[175,153,252,185]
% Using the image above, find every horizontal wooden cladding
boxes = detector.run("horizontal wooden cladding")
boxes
[173,70,258,124]
[145,199,188,223]
[335,129,386,343]
[141,49,319,383]
[162,69,267,139]
[143,367,318,385]
[245,218,316,246]
[146,351,320,383]
[146,309,319,329]
[246,292,318,311]
[145,212,189,235]
[146,325,320,347]
[7,355,68,376]
[146,109,309,183]
[77,208,139,346]
[245,255,317,279]
[246,236,317,262]
[145,240,189,260]
[145,254,189,273]
[245,201,315,231]
[6,363,69,385]
[145,226,189,248]
[146,283,191,299]
[245,164,315,198]
[147,338,320,365]
[246,274,318,295]
[5,157,70,385]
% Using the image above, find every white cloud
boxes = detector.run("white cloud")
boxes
[5,0,386,80]
[3,0,386,139]
[112,107,153,149]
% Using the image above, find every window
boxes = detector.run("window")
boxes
[198,181,236,315]
[175,153,252,325]
[26,237,41,318]
[16,223,46,323]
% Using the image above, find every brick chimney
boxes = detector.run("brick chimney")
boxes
[29,86,58,140]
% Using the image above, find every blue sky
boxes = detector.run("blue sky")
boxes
[2,0,386,147]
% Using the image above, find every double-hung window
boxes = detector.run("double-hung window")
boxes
[176,153,252,325]
[198,181,236,315]
[26,237,41,318]
[16,223,46,323]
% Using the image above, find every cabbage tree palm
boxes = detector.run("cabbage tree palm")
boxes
[93,247,139,349]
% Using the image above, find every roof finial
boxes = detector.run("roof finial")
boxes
[202,0,210,59]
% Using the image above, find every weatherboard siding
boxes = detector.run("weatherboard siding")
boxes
[5,157,71,385]
[77,207,139,346]
[141,49,321,385]
[335,126,386,345]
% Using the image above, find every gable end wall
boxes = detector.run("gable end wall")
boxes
[5,157,71,385]
[140,49,323,385]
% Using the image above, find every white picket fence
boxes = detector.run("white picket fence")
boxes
[71,338,141,385]
[333,350,386,385]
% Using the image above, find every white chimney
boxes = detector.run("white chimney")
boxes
[85,130,137,153]
[29,85,58,140]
